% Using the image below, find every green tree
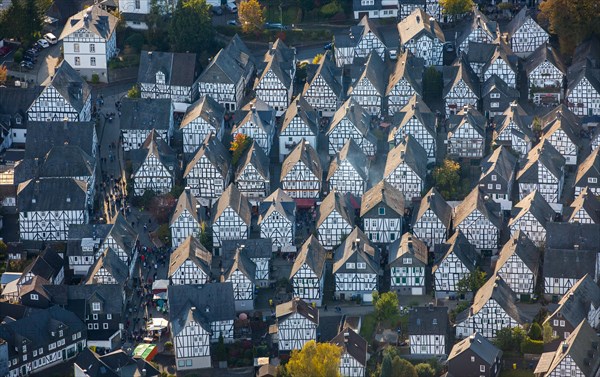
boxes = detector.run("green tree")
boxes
[169,0,215,55]
[456,269,487,296]
[439,0,473,16]
[127,85,141,98]
[380,354,393,377]
[230,133,252,165]
[432,159,461,200]
[199,222,213,252]
[215,335,227,361]
[415,363,436,377]
[494,327,516,351]
[543,322,559,344]
[239,0,265,35]
[285,340,342,377]
[146,1,170,50]
[372,291,399,321]
[539,0,600,56]
[0,0,43,43]
[529,322,543,341]
[391,357,418,377]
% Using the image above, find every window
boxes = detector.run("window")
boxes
[357,262,366,269]
[560,320,565,327]
[490,93,500,99]
[107,314,112,320]
[92,302,101,311]
[88,324,93,330]
[403,257,412,264]
[186,360,192,367]
[379,207,385,215]
[90,57,96,66]
[59,330,63,337]
[89,44,95,53]
[480,365,485,372]
[589,177,598,183]
[491,102,500,108]
[471,356,475,362]
[93,314,98,320]
[74,57,80,66]
[30,293,39,300]
[135,0,140,8]
[178,360,185,367]
[491,175,497,181]
[346,262,355,269]
[103,323,109,329]
[74,43,80,52]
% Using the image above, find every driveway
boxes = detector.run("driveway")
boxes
[6,41,61,85]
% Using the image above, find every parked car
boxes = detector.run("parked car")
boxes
[36,39,50,49]
[30,44,41,52]
[43,33,58,45]
[265,22,286,30]
[23,53,37,63]
[20,61,34,70]
[226,1,237,12]
[212,5,223,15]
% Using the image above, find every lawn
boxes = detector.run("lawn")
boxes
[360,312,407,341]
[499,370,535,377]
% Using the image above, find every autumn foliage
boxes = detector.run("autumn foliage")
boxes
[285,341,342,377]
[230,133,252,165]
[239,0,265,35]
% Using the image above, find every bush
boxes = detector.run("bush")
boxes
[528,322,542,341]
[125,33,145,52]
[320,0,342,17]
[415,363,436,377]
[520,338,544,354]
[91,74,99,84]
[13,48,23,63]
[164,341,173,351]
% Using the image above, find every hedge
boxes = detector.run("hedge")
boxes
[520,338,544,354]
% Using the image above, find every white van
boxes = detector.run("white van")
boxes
[44,33,58,45]
[227,1,237,12]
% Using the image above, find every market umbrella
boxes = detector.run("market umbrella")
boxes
[133,343,158,361]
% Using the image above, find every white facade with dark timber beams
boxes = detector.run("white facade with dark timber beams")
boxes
[574,148,600,197]
[276,298,319,351]
[211,184,251,252]
[168,236,212,285]
[408,306,449,356]
[131,130,177,196]
[398,8,445,67]
[302,52,342,117]
[412,188,453,249]
[493,102,533,158]
[508,191,555,247]
[258,189,296,252]
[388,233,428,295]
[280,140,323,200]
[505,7,549,58]
[453,188,501,252]
[179,95,225,155]
[170,189,201,248]
[327,99,377,157]
[443,58,480,116]
[383,134,427,202]
[386,52,423,116]
[389,95,436,162]
[327,139,369,198]
[333,16,390,67]
[524,43,566,105]
[494,232,540,300]
[479,146,517,211]
[433,232,477,297]
[234,141,270,204]
[539,107,582,166]
[447,106,487,158]
[223,251,256,311]
[279,96,319,162]
[231,106,276,155]
[456,9,498,54]
[331,328,367,377]
[290,236,326,306]
[348,52,387,116]
[360,180,405,244]
[316,191,355,250]
[254,39,296,116]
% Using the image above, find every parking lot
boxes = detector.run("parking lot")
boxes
[2,36,62,86]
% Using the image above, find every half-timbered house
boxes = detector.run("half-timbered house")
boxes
[18,178,89,241]
[275,297,319,352]
[389,95,436,162]
[59,5,118,83]
[455,275,532,339]
[494,232,540,300]
[505,7,549,58]
[120,98,174,151]
[334,16,396,67]
[211,184,251,253]
[184,133,232,205]
[386,52,424,116]
[170,189,201,248]
[524,43,567,106]
[168,283,236,370]
[222,239,272,288]
[574,148,600,196]
[388,233,428,295]
[316,190,355,250]
[98,213,138,272]
[130,130,178,196]
[327,99,377,156]
[353,0,398,19]
[443,58,480,116]
[327,139,369,198]
[195,35,255,112]
[16,248,64,293]
[360,180,405,244]
[85,248,129,286]
[398,8,445,67]
[290,235,327,306]
[231,105,276,155]
[492,102,534,158]
[333,227,381,302]
[138,51,198,112]
[279,96,319,161]
[27,61,92,122]
[543,275,600,343]
[447,332,502,377]
[516,140,566,208]
[539,105,582,166]
[534,320,600,377]
[398,0,443,22]
[331,328,368,377]
[302,52,343,117]
[348,52,387,116]
[412,188,453,249]
[447,105,487,158]
[280,140,323,201]
[234,141,270,204]
[479,146,517,210]
[223,250,256,311]
[179,95,225,155]
[567,187,600,224]
[254,39,296,116]
[408,305,449,355]
[67,223,111,276]
[481,75,519,119]
[433,231,478,298]
[383,134,427,202]
[168,236,212,286]
[566,38,600,118]
[508,191,555,247]
[544,247,598,301]
[258,189,296,252]
[481,44,518,89]
[456,9,498,54]
[454,187,502,253]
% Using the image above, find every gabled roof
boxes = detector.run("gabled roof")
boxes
[132,129,177,172]
[179,95,225,132]
[482,75,519,100]
[388,95,435,142]
[211,184,251,225]
[184,132,231,179]
[494,102,534,141]
[505,7,537,38]
[407,306,449,336]
[480,146,517,184]
[448,332,502,365]
[59,5,118,40]
[540,105,582,147]
[223,249,256,282]
[465,42,496,65]
[280,96,319,137]
[170,189,201,226]
[523,43,567,76]
[42,61,91,113]
[360,180,405,217]
[120,98,172,131]
[456,275,532,325]
[221,239,273,260]
[331,328,368,365]
[388,233,428,266]
[327,138,368,183]
[454,187,502,229]
[349,52,387,97]
[448,105,486,138]
[290,235,327,279]
[456,8,498,48]
[258,188,295,224]
[235,141,270,181]
[574,147,600,188]
[332,227,381,275]
[509,190,555,229]
[255,38,296,90]
[412,187,453,228]
[567,187,600,224]
[541,320,600,377]
[232,106,276,139]
[196,35,254,85]
[433,231,478,274]
[168,236,212,278]
[386,51,424,97]
[334,16,386,49]
[328,98,371,138]
[86,248,129,285]
[516,140,566,183]
[280,140,323,181]
[316,190,355,228]
[567,37,600,93]
[42,284,124,316]
[104,213,138,255]
[17,178,88,212]
[38,144,95,179]
[24,121,96,159]
[303,51,342,98]
[482,43,518,75]
[398,8,445,44]
[74,348,120,377]
[494,231,540,277]
[546,222,600,251]
[543,248,597,280]
[276,297,319,324]
[384,134,428,180]
[138,50,197,87]
[443,56,480,98]
[545,275,600,332]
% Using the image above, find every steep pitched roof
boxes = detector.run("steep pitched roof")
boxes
[17,178,88,212]
[85,248,129,285]
[407,306,449,336]
[448,332,502,365]
[494,231,540,277]
[258,188,296,224]
[350,52,387,96]
[574,147,600,188]
[303,51,342,98]
[360,180,405,217]
[276,297,319,324]
[509,190,555,228]
[196,35,254,85]
[280,140,323,181]
[24,121,96,159]
[494,102,534,141]
[170,189,201,226]
[482,75,519,100]
[138,50,197,87]
[448,105,486,138]
[280,96,319,136]
[59,4,118,40]
[184,132,231,179]
[398,8,445,44]
[38,144,95,179]
[328,98,371,138]
[211,184,251,225]
[232,106,276,140]
[330,328,368,365]
[255,38,295,90]
[412,188,453,228]
[388,233,428,266]
[388,95,435,143]
[42,61,91,113]
[327,138,368,183]
[384,134,428,180]
[443,56,480,98]
[454,187,502,229]
[316,190,355,228]
[105,213,138,256]
[542,320,600,377]
[223,249,256,282]
[545,275,600,332]
[523,43,567,76]
[516,140,566,183]
[120,98,172,131]
[179,95,225,132]
[456,8,498,48]
[480,146,517,184]
[386,52,424,97]
[235,141,270,181]
[131,129,177,173]
[290,235,327,279]
[567,187,600,224]
[168,236,212,278]
[433,231,478,274]
[332,227,381,275]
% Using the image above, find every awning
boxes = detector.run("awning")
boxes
[152,279,169,293]
[133,343,158,361]
[146,317,169,331]
[295,198,316,208]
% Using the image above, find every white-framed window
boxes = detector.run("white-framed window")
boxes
[480,365,485,372]
[89,44,95,53]
[103,323,109,329]
[491,102,500,108]
[90,57,96,66]
[74,43,80,52]
[379,207,385,215]
[107,314,112,320]
[74,57,80,66]
[589,177,598,183]
[490,93,500,99]
[30,293,39,300]
[92,302,101,311]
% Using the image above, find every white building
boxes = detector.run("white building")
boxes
[327,139,369,198]
[508,191,555,247]
[168,236,212,286]
[388,95,436,162]
[412,188,452,249]
[316,191,355,250]
[388,233,428,295]
[331,328,368,377]
[179,96,225,155]
[254,39,296,116]
[360,180,405,244]
[398,8,445,67]
[408,306,449,356]
[383,134,427,202]
[120,98,174,152]
[327,99,377,157]
[280,140,323,201]
[505,7,549,58]
[211,184,251,253]
[290,236,327,306]
[433,231,478,298]
[170,189,201,249]
[275,297,319,351]
[494,232,540,301]
[258,189,296,252]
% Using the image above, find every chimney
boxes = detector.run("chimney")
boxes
[562,342,568,353]
[574,244,579,250]
[141,369,147,377]
[568,292,574,300]
[343,332,349,342]
[251,104,256,113]
[148,51,153,59]
[416,15,420,23]
[429,17,435,34]
[185,186,191,193]
[269,42,274,53]
[469,307,474,316]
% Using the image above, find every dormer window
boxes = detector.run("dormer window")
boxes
[156,71,166,85]
[92,302,101,311]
